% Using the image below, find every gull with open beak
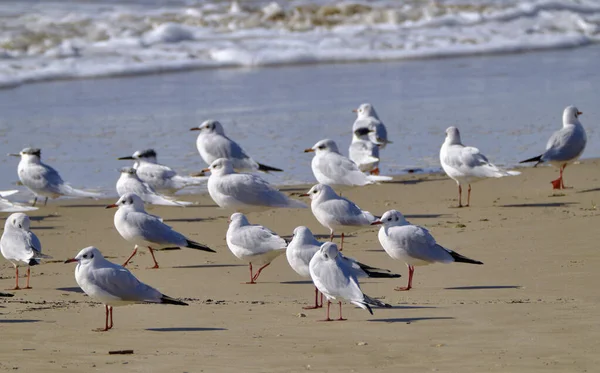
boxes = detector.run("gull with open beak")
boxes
[352,103,391,148]
[116,167,192,207]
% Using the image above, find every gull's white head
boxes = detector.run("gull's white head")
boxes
[304,139,340,154]
[301,184,338,201]
[64,246,104,266]
[317,242,340,261]
[563,105,582,125]
[118,149,157,163]
[444,126,462,145]
[204,158,235,176]
[9,147,42,162]
[228,212,249,226]
[291,226,316,244]
[372,209,408,227]
[353,103,378,119]
[118,167,138,177]
[4,213,31,231]
[190,119,225,135]
[106,192,145,211]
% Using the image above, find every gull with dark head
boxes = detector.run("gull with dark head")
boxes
[116,167,192,206]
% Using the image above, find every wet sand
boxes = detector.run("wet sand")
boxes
[1,161,599,372]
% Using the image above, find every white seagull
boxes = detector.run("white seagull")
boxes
[300,184,377,250]
[349,127,381,175]
[440,126,520,207]
[0,190,38,212]
[226,213,287,284]
[204,158,306,212]
[65,246,188,332]
[305,139,391,186]
[520,105,587,190]
[106,193,215,269]
[287,226,400,309]
[0,213,51,290]
[191,119,283,173]
[309,242,391,321]
[116,167,192,207]
[352,103,391,148]
[373,210,483,291]
[117,149,207,194]
[9,148,102,206]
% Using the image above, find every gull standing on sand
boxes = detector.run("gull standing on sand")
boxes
[116,167,192,207]
[373,210,483,291]
[309,242,391,321]
[191,119,283,172]
[349,127,381,175]
[117,149,207,194]
[352,103,391,148]
[226,213,287,284]
[9,148,102,206]
[440,126,520,207]
[305,139,392,186]
[1,213,51,290]
[287,226,400,309]
[65,247,188,332]
[300,184,377,250]
[204,158,306,212]
[520,105,587,189]
[0,190,38,212]
[107,193,215,269]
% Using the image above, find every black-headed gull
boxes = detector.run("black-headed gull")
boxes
[352,103,391,148]
[309,242,391,321]
[0,213,51,290]
[226,213,286,284]
[65,246,188,332]
[8,148,102,206]
[373,210,483,291]
[191,119,283,173]
[106,193,215,269]
[520,105,586,190]
[116,167,192,206]
[440,126,520,207]
[349,127,381,175]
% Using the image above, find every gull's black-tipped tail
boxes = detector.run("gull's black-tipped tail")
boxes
[160,295,188,306]
[185,240,216,253]
[257,163,283,172]
[28,258,40,266]
[356,261,401,278]
[449,250,483,265]
[519,154,543,167]
[363,294,392,309]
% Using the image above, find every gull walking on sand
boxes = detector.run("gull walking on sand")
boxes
[9,148,102,206]
[191,119,283,173]
[226,213,287,284]
[520,105,587,190]
[1,213,51,290]
[287,226,400,309]
[305,139,391,186]
[65,247,188,332]
[349,127,381,175]
[373,210,483,291]
[116,167,192,206]
[352,103,391,148]
[309,242,391,321]
[300,184,377,250]
[118,149,207,194]
[204,158,306,212]
[440,126,520,207]
[0,190,38,212]
[107,193,215,269]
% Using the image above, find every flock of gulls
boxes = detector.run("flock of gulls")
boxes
[0,103,586,331]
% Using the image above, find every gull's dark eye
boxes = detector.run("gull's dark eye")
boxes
[312,190,317,194]
[324,254,328,259]
[18,224,22,228]
[318,145,325,150]
[90,254,94,258]
[82,254,87,259]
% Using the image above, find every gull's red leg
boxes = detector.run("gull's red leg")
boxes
[303,287,322,309]
[395,265,414,291]
[94,305,110,332]
[24,267,32,289]
[147,247,160,269]
[252,263,271,282]
[340,233,345,251]
[122,246,138,267]
[337,301,347,321]
[108,306,113,330]
[319,301,333,322]
[466,184,472,207]
[245,263,255,284]
[7,267,20,290]
[458,185,463,207]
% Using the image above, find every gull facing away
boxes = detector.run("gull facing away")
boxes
[349,127,381,175]
[287,226,400,309]
[0,213,51,290]
[116,167,192,207]
[9,148,102,206]
[300,184,377,250]
[117,149,207,194]
[0,190,38,212]
[107,193,215,269]
[191,119,283,173]
[226,213,287,284]
[309,242,391,321]
[204,158,306,213]
[352,103,391,148]
[373,210,483,291]
[520,105,587,190]
[440,127,520,207]
[305,139,391,186]
[65,247,188,332]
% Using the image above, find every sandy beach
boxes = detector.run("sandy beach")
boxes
[1,161,599,372]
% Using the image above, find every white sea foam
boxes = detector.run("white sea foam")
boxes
[1,0,599,88]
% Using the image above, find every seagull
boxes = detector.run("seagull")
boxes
[305,139,391,186]
[106,193,215,269]
[0,213,51,290]
[309,242,391,321]
[287,226,400,309]
[440,126,520,207]
[300,184,377,250]
[116,167,192,207]
[8,148,102,206]
[203,158,306,213]
[117,149,207,194]
[191,119,283,173]
[349,127,381,175]
[373,210,483,291]
[65,246,188,332]
[226,213,286,284]
[352,103,391,148]
[520,105,587,189]
[0,190,38,212]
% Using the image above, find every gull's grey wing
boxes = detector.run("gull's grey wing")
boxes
[443,145,507,178]
[89,266,162,303]
[319,198,373,226]
[314,153,368,185]
[312,257,364,302]
[0,229,41,262]
[544,126,587,162]
[218,174,298,207]
[229,225,286,256]
[136,163,177,183]
[204,135,251,161]
[349,141,379,163]
[128,211,186,246]
[388,225,453,263]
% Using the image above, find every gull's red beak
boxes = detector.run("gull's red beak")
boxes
[352,109,357,113]
[304,148,314,153]
[299,193,310,197]
[105,204,118,209]
[577,111,583,116]
[64,258,78,263]
[201,168,210,173]
[371,220,382,225]
[190,127,201,131]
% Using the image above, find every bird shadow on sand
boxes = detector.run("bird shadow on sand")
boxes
[500,202,577,208]
[30,226,56,230]
[577,187,600,194]
[369,317,454,323]
[183,204,220,209]
[163,217,220,223]
[173,264,245,269]
[62,204,105,208]
[0,319,41,324]
[444,285,521,290]
[382,305,437,310]
[364,249,386,252]
[56,287,84,293]
[280,187,310,193]
[404,214,447,219]
[280,280,313,285]
[146,327,227,332]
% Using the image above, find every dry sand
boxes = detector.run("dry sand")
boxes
[1,161,599,372]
